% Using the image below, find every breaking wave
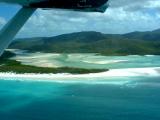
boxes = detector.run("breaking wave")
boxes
[0,67,159,85]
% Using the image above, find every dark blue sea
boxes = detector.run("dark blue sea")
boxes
[0,77,160,120]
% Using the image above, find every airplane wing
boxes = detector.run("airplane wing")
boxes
[0,7,36,56]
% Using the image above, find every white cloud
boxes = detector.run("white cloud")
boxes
[6,0,159,37]
[146,1,160,8]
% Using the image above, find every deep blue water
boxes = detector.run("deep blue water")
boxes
[0,77,160,120]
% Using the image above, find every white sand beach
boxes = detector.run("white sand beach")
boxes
[0,67,160,82]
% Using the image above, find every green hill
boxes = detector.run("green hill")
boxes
[123,29,160,41]
[9,29,160,55]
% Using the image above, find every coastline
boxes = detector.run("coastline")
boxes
[0,67,160,82]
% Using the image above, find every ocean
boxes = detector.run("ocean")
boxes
[0,76,160,120]
[1,53,160,120]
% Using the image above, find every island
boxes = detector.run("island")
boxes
[1,29,160,74]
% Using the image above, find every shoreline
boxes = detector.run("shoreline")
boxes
[0,67,160,82]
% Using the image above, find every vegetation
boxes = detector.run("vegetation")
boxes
[0,51,16,60]
[9,29,160,55]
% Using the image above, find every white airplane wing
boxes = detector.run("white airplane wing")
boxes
[0,7,36,56]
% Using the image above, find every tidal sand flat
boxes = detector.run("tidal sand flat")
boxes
[9,49,160,69]
[2,49,160,81]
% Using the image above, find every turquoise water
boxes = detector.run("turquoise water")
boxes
[0,77,160,120]
[11,51,160,69]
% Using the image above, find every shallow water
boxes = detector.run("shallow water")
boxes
[0,77,160,120]
[10,50,160,69]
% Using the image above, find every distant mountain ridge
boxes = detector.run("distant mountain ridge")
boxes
[9,28,160,55]
[123,29,160,41]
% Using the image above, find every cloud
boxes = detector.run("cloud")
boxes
[110,0,160,9]
[1,0,159,37]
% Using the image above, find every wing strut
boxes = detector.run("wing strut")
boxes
[0,7,36,56]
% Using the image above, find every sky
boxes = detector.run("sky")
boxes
[0,0,160,38]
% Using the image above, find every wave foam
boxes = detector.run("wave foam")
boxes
[0,67,160,82]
